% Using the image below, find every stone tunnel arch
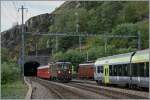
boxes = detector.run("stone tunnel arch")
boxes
[24,61,40,76]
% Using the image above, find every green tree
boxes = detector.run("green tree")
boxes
[111,23,138,49]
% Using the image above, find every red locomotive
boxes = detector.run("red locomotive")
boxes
[78,63,94,79]
[37,61,72,82]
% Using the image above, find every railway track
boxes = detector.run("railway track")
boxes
[71,79,97,85]
[31,77,109,99]
[46,85,64,99]
[30,77,148,99]
[72,79,149,92]
[66,81,149,99]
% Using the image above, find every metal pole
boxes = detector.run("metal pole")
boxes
[79,36,81,52]
[75,2,81,52]
[75,12,81,52]
[129,52,136,88]
[86,51,88,62]
[137,31,141,50]
[21,5,25,79]
[18,5,27,80]
[104,37,107,55]
[55,36,58,52]
[35,42,37,56]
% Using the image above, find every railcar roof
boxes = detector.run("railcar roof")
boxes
[132,49,149,63]
[55,62,71,64]
[96,49,149,61]
[96,52,132,61]
[95,49,149,66]
[37,65,49,69]
[79,63,94,66]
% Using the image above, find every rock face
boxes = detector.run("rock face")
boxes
[1,1,74,61]
[1,25,21,48]
[25,13,53,32]
[1,1,71,49]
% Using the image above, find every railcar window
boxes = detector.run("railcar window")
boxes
[111,65,114,76]
[97,66,103,73]
[62,64,68,70]
[132,63,138,76]
[118,65,122,76]
[122,64,127,76]
[126,64,129,76]
[97,66,101,73]
[127,64,130,76]
[146,62,149,77]
[101,66,103,73]
[109,65,113,76]
[138,63,145,77]
[114,65,117,76]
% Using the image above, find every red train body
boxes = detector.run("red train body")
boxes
[37,65,51,79]
[78,63,94,79]
[37,62,72,82]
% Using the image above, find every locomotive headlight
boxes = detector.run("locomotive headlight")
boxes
[58,70,61,74]
[68,70,71,74]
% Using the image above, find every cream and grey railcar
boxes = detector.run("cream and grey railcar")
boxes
[94,49,149,88]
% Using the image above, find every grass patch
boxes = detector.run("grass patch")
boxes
[1,81,28,99]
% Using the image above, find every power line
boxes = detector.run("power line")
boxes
[25,32,137,38]
[25,32,140,54]
[14,1,22,24]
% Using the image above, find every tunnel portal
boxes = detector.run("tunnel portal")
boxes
[24,61,40,76]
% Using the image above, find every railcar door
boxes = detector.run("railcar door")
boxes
[103,64,109,84]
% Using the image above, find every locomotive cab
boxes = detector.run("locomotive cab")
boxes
[51,62,72,82]
[56,62,72,81]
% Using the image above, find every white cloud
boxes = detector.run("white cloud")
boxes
[1,1,65,32]
[25,1,65,6]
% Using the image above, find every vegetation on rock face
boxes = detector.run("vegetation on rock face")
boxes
[47,1,148,53]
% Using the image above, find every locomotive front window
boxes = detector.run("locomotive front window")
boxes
[97,66,103,73]
[57,64,62,70]
[63,65,68,69]
[97,66,100,73]
[62,63,70,70]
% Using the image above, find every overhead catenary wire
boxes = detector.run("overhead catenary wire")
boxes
[2,2,17,23]
[5,2,19,21]
[12,1,20,24]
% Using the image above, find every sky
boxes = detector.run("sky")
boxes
[1,1,65,32]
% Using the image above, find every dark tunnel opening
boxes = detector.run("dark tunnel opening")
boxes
[24,61,40,76]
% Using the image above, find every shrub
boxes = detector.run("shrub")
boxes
[1,61,20,84]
